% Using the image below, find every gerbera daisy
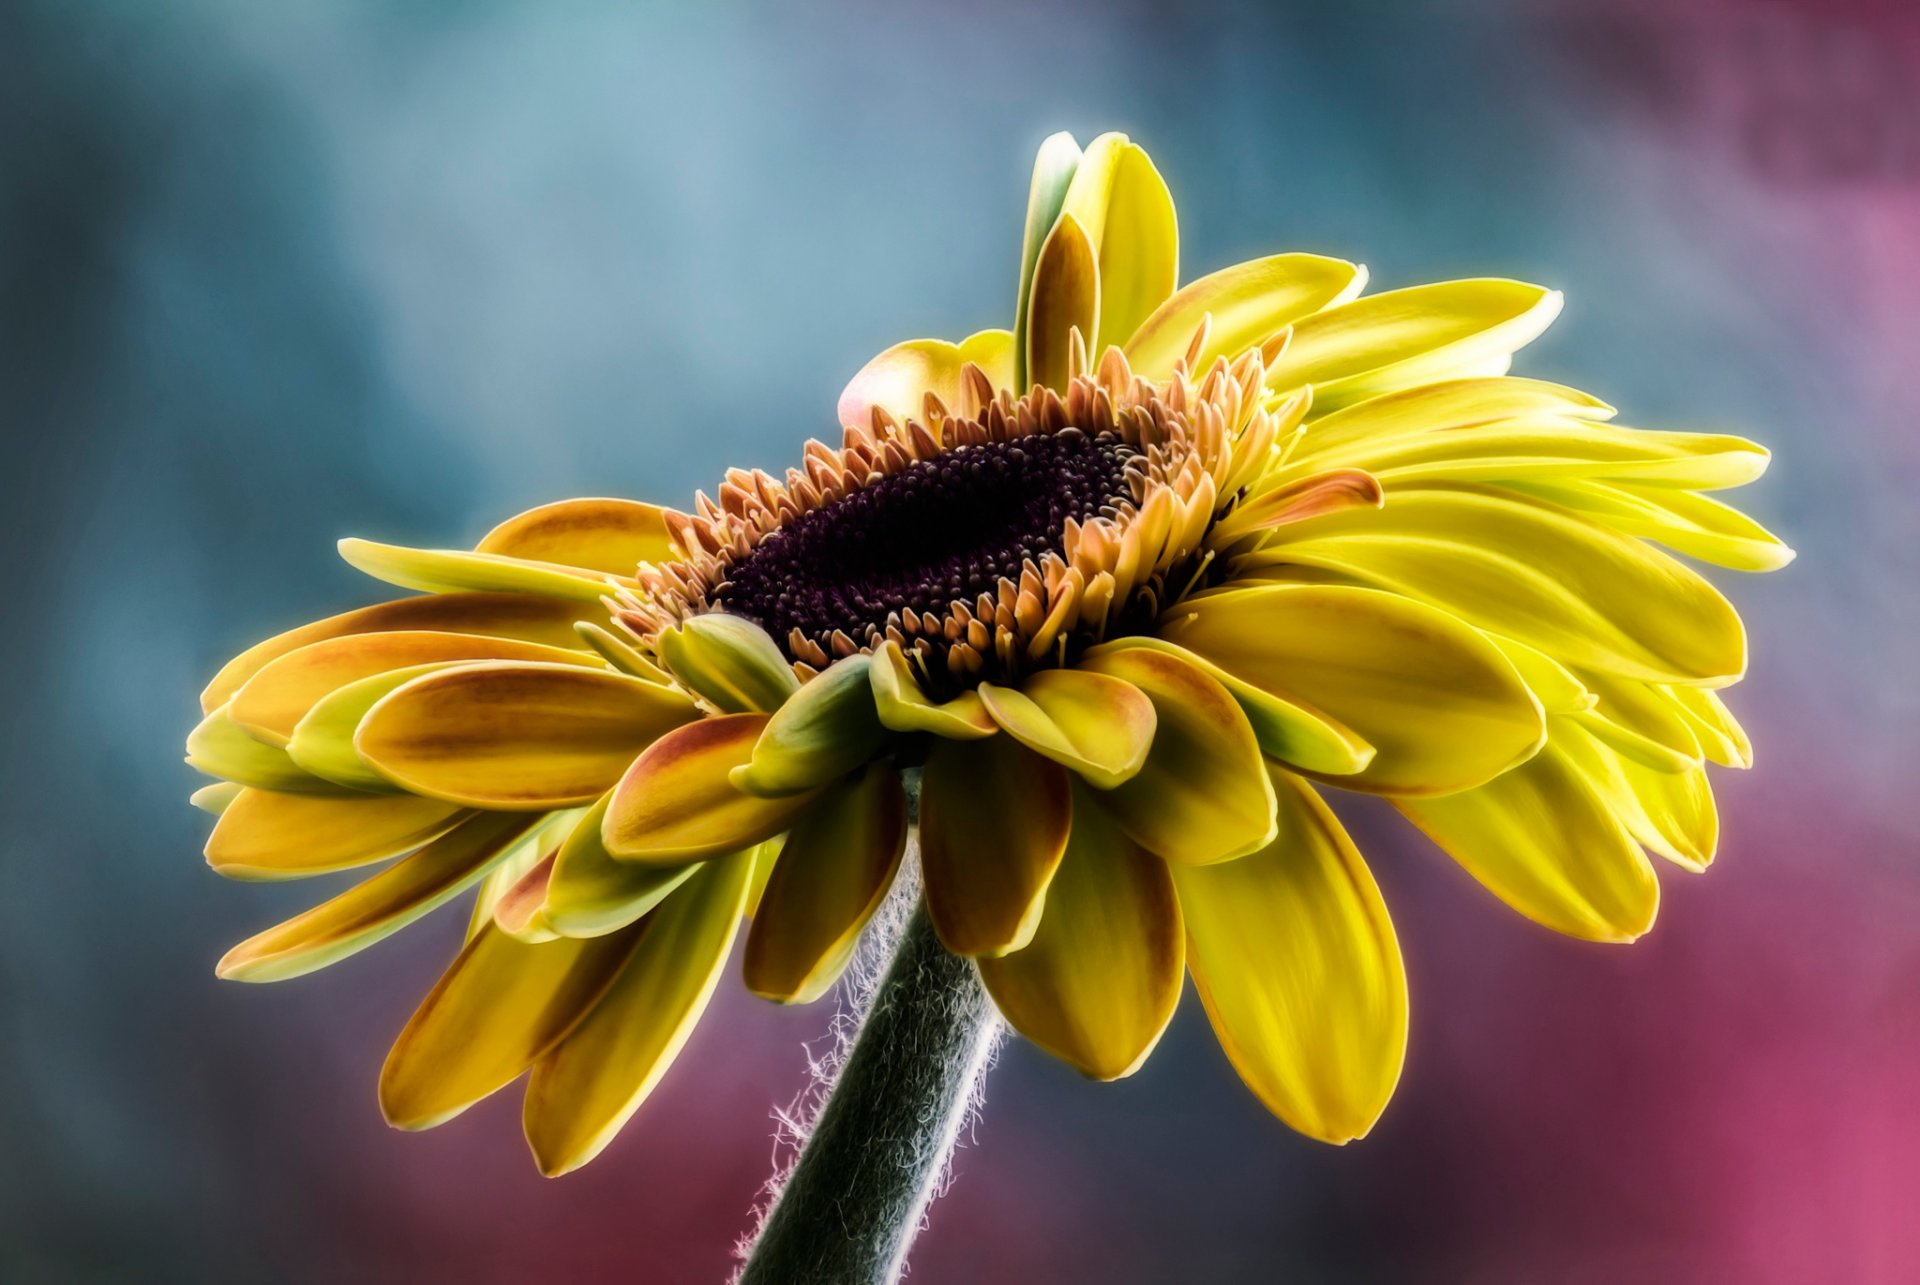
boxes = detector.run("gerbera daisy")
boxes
[187,130,1789,1185]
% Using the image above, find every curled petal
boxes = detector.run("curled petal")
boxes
[655,614,800,715]
[837,330,1016,434]
[978,667,1156,790]
[869,640,998,739]
[1126,253,1367,380]
[475,498,675,575]
[732,654,888,797]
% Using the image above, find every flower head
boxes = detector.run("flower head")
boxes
[188,131,1789,1173]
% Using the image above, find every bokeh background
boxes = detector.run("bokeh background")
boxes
[4,0,1917,1280]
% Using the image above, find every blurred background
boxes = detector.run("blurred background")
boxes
[3,0,1916,1280]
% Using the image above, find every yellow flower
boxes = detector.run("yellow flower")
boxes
[187,130,1790,1175]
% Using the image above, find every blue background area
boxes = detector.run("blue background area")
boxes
[4,1,1915,1280]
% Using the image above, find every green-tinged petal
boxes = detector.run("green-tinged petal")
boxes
[574,621,674,684]
[1396,728,1659,942]
[837,330,1016,433]
[1162,585,1544,795]
[731,655,888,797]
[1265,281,1563,414]
[474,498,675,575]
[1249,482,1747,685]
[978,668,1156,790]
[1125,254,1368,380]
[976,787,1182,1080]
[200,592,599,714]
[338,538,621,603]
[217,813,544,982]
[187,705,346,794]
[189,781,243,815]
[603,714,818,864]
[920,734,1071,956]
[288,662,471,791]
[1663,683,1752,768]
[1076,646,1275,864]
[1512,480,1795,571]
[379,922,641,1131]
[1013,131,1083,391]
[655,614,799,714]
[205,788,466,880]
[1174,770,1406,1143]
[1056,133,1178,357]
[1286,377,1618,471]
[355,662,698,808]
[1025,211,1098,393]
[522,848,754,1175]
[869,640,998,739]
[545,792,699,938]
[1085,636,1373,776]
[230,631,597,747]
[743,763,907,1003]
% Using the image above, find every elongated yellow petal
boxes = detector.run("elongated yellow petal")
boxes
[522,848,755,1175]
[201,592,598,714]
[543,792,698,938]
[1513,480,1794,571]
[1663,683,1751,768]
[1250,483,1746,685]
[731,654,888,797]
[1076,647,1275,864]
[1266,281,1563,413]
[218,812,544,982]
[231,631,596,747]
[1057,133,1178,357]
[574,620,674,684]
[338,538,619,603]
[837,330,1016,433]
[475,498,674,575]
[1574,669,1703,773]
[1025,211,1098,393]
[978,668,1155,790]
[744,763,907,1003]
[1163,585,1544,795]
[869,640,997,739]
[1554,720,1716,871]
[379,922,641,1131]
[287,662,469,791]
[1285,376,1617,470]
[1212,468,1383,542]
[206,788,466,880]
[1013,131,1084,391]
[1174,771,1406,1143]
[1125,254,1367,380]
[920,734,1071,956]
[602,714,817,863]
[187,705,346,794]
[977,787,1182,1080]
[655,614,799,715]
[1324,422,1774,495]
[1487,635,1595,715]
[1395,729,1659,942]
[355,662,697,808]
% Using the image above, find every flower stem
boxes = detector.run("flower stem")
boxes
[738,839,1001,1285]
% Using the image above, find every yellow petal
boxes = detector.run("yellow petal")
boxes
[200,592,598,714]
[522,848,755,1175]
[205,788,466,880]
[1163,585,1544,795]
[492,849,562,943]
[287,662,468,791]
[655,613,800,714]
[1663,683,1752,768]
[230,630,597,747]
[1265,281,1563,414]
[1025,211,1098,393]
[1075,647,1276,864]
[544,792,699,938]
[189,781,243,814]
[976,787,1182,1080]
[977,668,1156,790]
[355,662,697,808]
[1487,635,1595,715]
[1250,482,1746,684]
[1174,771,1406,1144]
[1286,376,1618,470]
[1212,468,1383,542]
[868,640,997,739]
[837,330,1016,433]
[1512,480,1795,571]
[1573,669,1703,773]
[187,705,346,794]
[1056,133,1178,357]
[574,620,675,684]
[1322,422,1773,494]
[338,538,619,603]
[731,654,888,797]
[1554,720,1717,872]
[474,498,675,575]
[602,713,818,863]
[1125,254,1367,380]
[1395,729,1659,942]
[1013,131,1084,391]
[217,812,545,982]
[920,734,1071,956]
[378,922,641,1131]
[743,763,908,1003]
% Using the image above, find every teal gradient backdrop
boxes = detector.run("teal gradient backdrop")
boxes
[3,1,1915,1280]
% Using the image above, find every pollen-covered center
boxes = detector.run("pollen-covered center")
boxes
[717,430,1138,658]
